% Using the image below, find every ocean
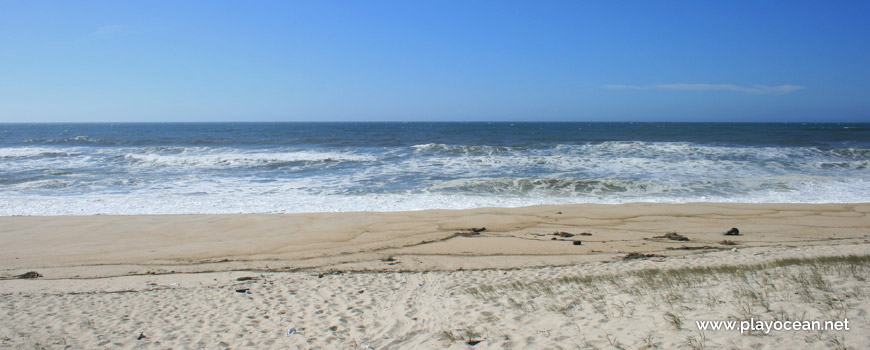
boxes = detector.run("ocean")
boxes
[1,122,868,215]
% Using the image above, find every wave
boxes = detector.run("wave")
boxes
[430,177,675,196]
[814,161,869,170]
[123,149,377,169]
[410,143,518,156]
[0,147,80,159]
[11,178,78,190]
[2,174,868,215]
[24,135,110,145]
[408,141,870,163]
[426,176,840,200]
[396,144,857,180]
[3,139,869,215]
[830,148,870,159]
[5,177,867,216]
[569,141,823,161]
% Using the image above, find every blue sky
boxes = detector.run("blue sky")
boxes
[1,1,868,122]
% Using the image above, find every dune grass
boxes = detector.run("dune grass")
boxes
[467,254,870,298]
[464,254,870,349]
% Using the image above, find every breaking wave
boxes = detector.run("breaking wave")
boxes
[410,143,517,156]
[122,148,377,169]
[2,122,869,215]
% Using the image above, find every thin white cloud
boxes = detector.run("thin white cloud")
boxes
[604,83,805,95]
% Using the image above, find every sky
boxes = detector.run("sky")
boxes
[1,1,868,123]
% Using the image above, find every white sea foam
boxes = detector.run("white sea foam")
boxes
[30,135,106,144]
[0,147,80,158]
[410,143,515,155]
[123,148,377,168]
[1,177,867,216]
[394,143,836,184]
[2,140,869,215]
[0,147,96,174]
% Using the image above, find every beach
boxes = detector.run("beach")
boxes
[2,203,869,349]
[3,122,869,348]
[4,0,870,346]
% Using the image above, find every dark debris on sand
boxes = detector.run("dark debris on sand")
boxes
[14,271,42,279]
[666,245,727,251]
[654,232,690,241]
[456,227,486,236]
[623,252,665,260]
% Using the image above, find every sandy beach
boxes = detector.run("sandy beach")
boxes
[2,203,869,349]
[5,0,870,347]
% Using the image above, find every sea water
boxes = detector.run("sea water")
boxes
[1,122,868,215]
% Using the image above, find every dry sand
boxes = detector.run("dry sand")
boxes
[1,203,869,349]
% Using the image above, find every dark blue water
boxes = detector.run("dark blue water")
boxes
[2,122,868,215]
[5,122,869,148]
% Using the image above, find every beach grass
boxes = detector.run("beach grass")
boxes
[464,254,870,348]
[467,254,870,297]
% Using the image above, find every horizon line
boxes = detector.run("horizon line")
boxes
[2,120,867,124]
